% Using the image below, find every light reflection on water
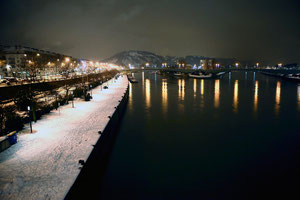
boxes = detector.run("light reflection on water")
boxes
[200,79,204,109]
[254,80,258,113]
[102,71,300,199]
[275,81,281,115]
[200,79,204,96]
[128,83,132,111]
[135,72,300,117]
[233,80,239,113]
[193,79,197,97]
[162,79,168,114]
[145,79,150,108]
[298,85,300,111]
[214,79,220,108]
[178,79,185,101]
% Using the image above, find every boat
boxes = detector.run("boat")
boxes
[127,75,138,83]
[283,73,300,82]
[188,71,213,79]
[216,72,226,76]
[188,71,226,79]
[173,72,184,77]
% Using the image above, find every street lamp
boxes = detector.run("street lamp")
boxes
[27,106,32,133]
[65,57,70,63]
[90,85,93,97]
[71,91,74,108]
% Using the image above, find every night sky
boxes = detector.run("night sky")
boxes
[1,0,299,64]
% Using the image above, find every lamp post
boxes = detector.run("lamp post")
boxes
[71,91,74,108]
[90,85,93,97]
[27,106,32,133]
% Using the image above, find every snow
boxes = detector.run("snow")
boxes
[0,75,128,200]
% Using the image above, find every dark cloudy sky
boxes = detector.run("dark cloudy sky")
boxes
[1,0,299,64]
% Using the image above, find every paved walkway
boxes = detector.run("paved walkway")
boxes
[0,75,128,200]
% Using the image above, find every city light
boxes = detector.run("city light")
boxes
[6,64,11,71]
[65,57,70,63]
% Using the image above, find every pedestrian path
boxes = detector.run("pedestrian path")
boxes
[0,75,128,200]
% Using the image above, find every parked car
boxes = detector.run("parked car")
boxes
[0,79,7,83]
[4,77,18,82]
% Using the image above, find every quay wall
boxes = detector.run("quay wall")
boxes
[64,82,129,199]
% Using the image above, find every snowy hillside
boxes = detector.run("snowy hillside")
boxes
[102,51,165,68]
[103,50,237,68]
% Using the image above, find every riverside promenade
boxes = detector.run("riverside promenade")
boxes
[0,75,129,200]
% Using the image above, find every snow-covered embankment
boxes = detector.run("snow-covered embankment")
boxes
[0,75,129,200]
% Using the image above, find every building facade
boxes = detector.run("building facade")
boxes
[200,58,216,70]
[0,45,73,78]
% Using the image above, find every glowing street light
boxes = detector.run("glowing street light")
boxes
[278,63,283,67]
[24,54,27,57]
[65,57,70,63]
[235,63,239,68]
[145,63,150,67]
[36,53,40,57]
[256,63,259,67]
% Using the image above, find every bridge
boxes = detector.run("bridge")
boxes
[122,67,300,75]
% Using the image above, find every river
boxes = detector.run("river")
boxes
[100,71,300,199]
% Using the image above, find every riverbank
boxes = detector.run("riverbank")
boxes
[0,75,129,200]
[0,70,118,138]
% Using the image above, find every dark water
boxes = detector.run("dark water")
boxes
[100,71,300,200]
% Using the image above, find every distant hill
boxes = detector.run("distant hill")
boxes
[102,51,164,68]
[103,50,237,67]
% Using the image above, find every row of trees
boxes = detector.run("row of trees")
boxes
[18,53,77,80]
[0,70,118,136]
